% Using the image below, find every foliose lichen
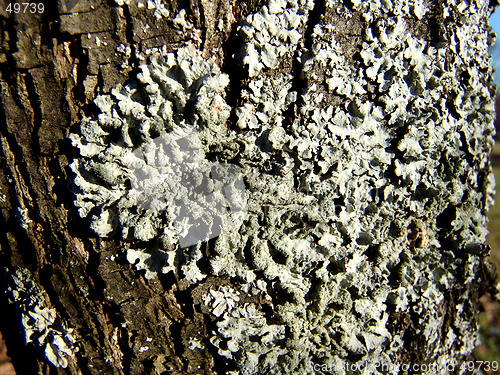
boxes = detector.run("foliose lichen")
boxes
[5,268,76,368]
[70,45,248,280]
[70,0,496,373]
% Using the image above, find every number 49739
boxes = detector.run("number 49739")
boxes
[6,3,44,14]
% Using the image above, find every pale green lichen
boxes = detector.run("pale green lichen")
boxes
[5,268,76,368]
[207,0,495,372]
[70,46,249,280]
[203,285,241,317]
[70,0,496,373]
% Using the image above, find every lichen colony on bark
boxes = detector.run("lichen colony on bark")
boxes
[3,0,498,373]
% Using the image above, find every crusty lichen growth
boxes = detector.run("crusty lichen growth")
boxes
[70,45,247,281]
[5,268,76,368]
[70,0,496,373]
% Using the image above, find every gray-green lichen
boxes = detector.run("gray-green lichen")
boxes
[70,0,496,373]
[5,268,76,368]
[70,46,247,281]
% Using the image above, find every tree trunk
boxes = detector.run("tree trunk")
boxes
[0,0,498,374]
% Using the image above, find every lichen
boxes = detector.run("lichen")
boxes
[203,285,241,317]
[70,46,247,280]
[70,0,496,373]
[5,268,76,368]
[15,206,32,231]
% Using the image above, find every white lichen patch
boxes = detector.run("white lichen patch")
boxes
[114,0,131,6]
[116,43,132,70]
[172,9,193,32]
[345,0,432,21]
[188,337,204,351]
[126,246,176,279]
[237,73,296,129]
[238,0,313,77]
[15,206,32,231]
[210,303,287,372]
[6,268,76,368]
[147,0,169,19]
[203,286,240,317]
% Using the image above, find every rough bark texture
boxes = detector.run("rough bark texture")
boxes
[0,0,499,374]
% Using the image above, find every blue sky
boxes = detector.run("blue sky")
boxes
[490,8,500,84]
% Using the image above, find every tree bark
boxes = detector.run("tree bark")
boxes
[0,0,498,374]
